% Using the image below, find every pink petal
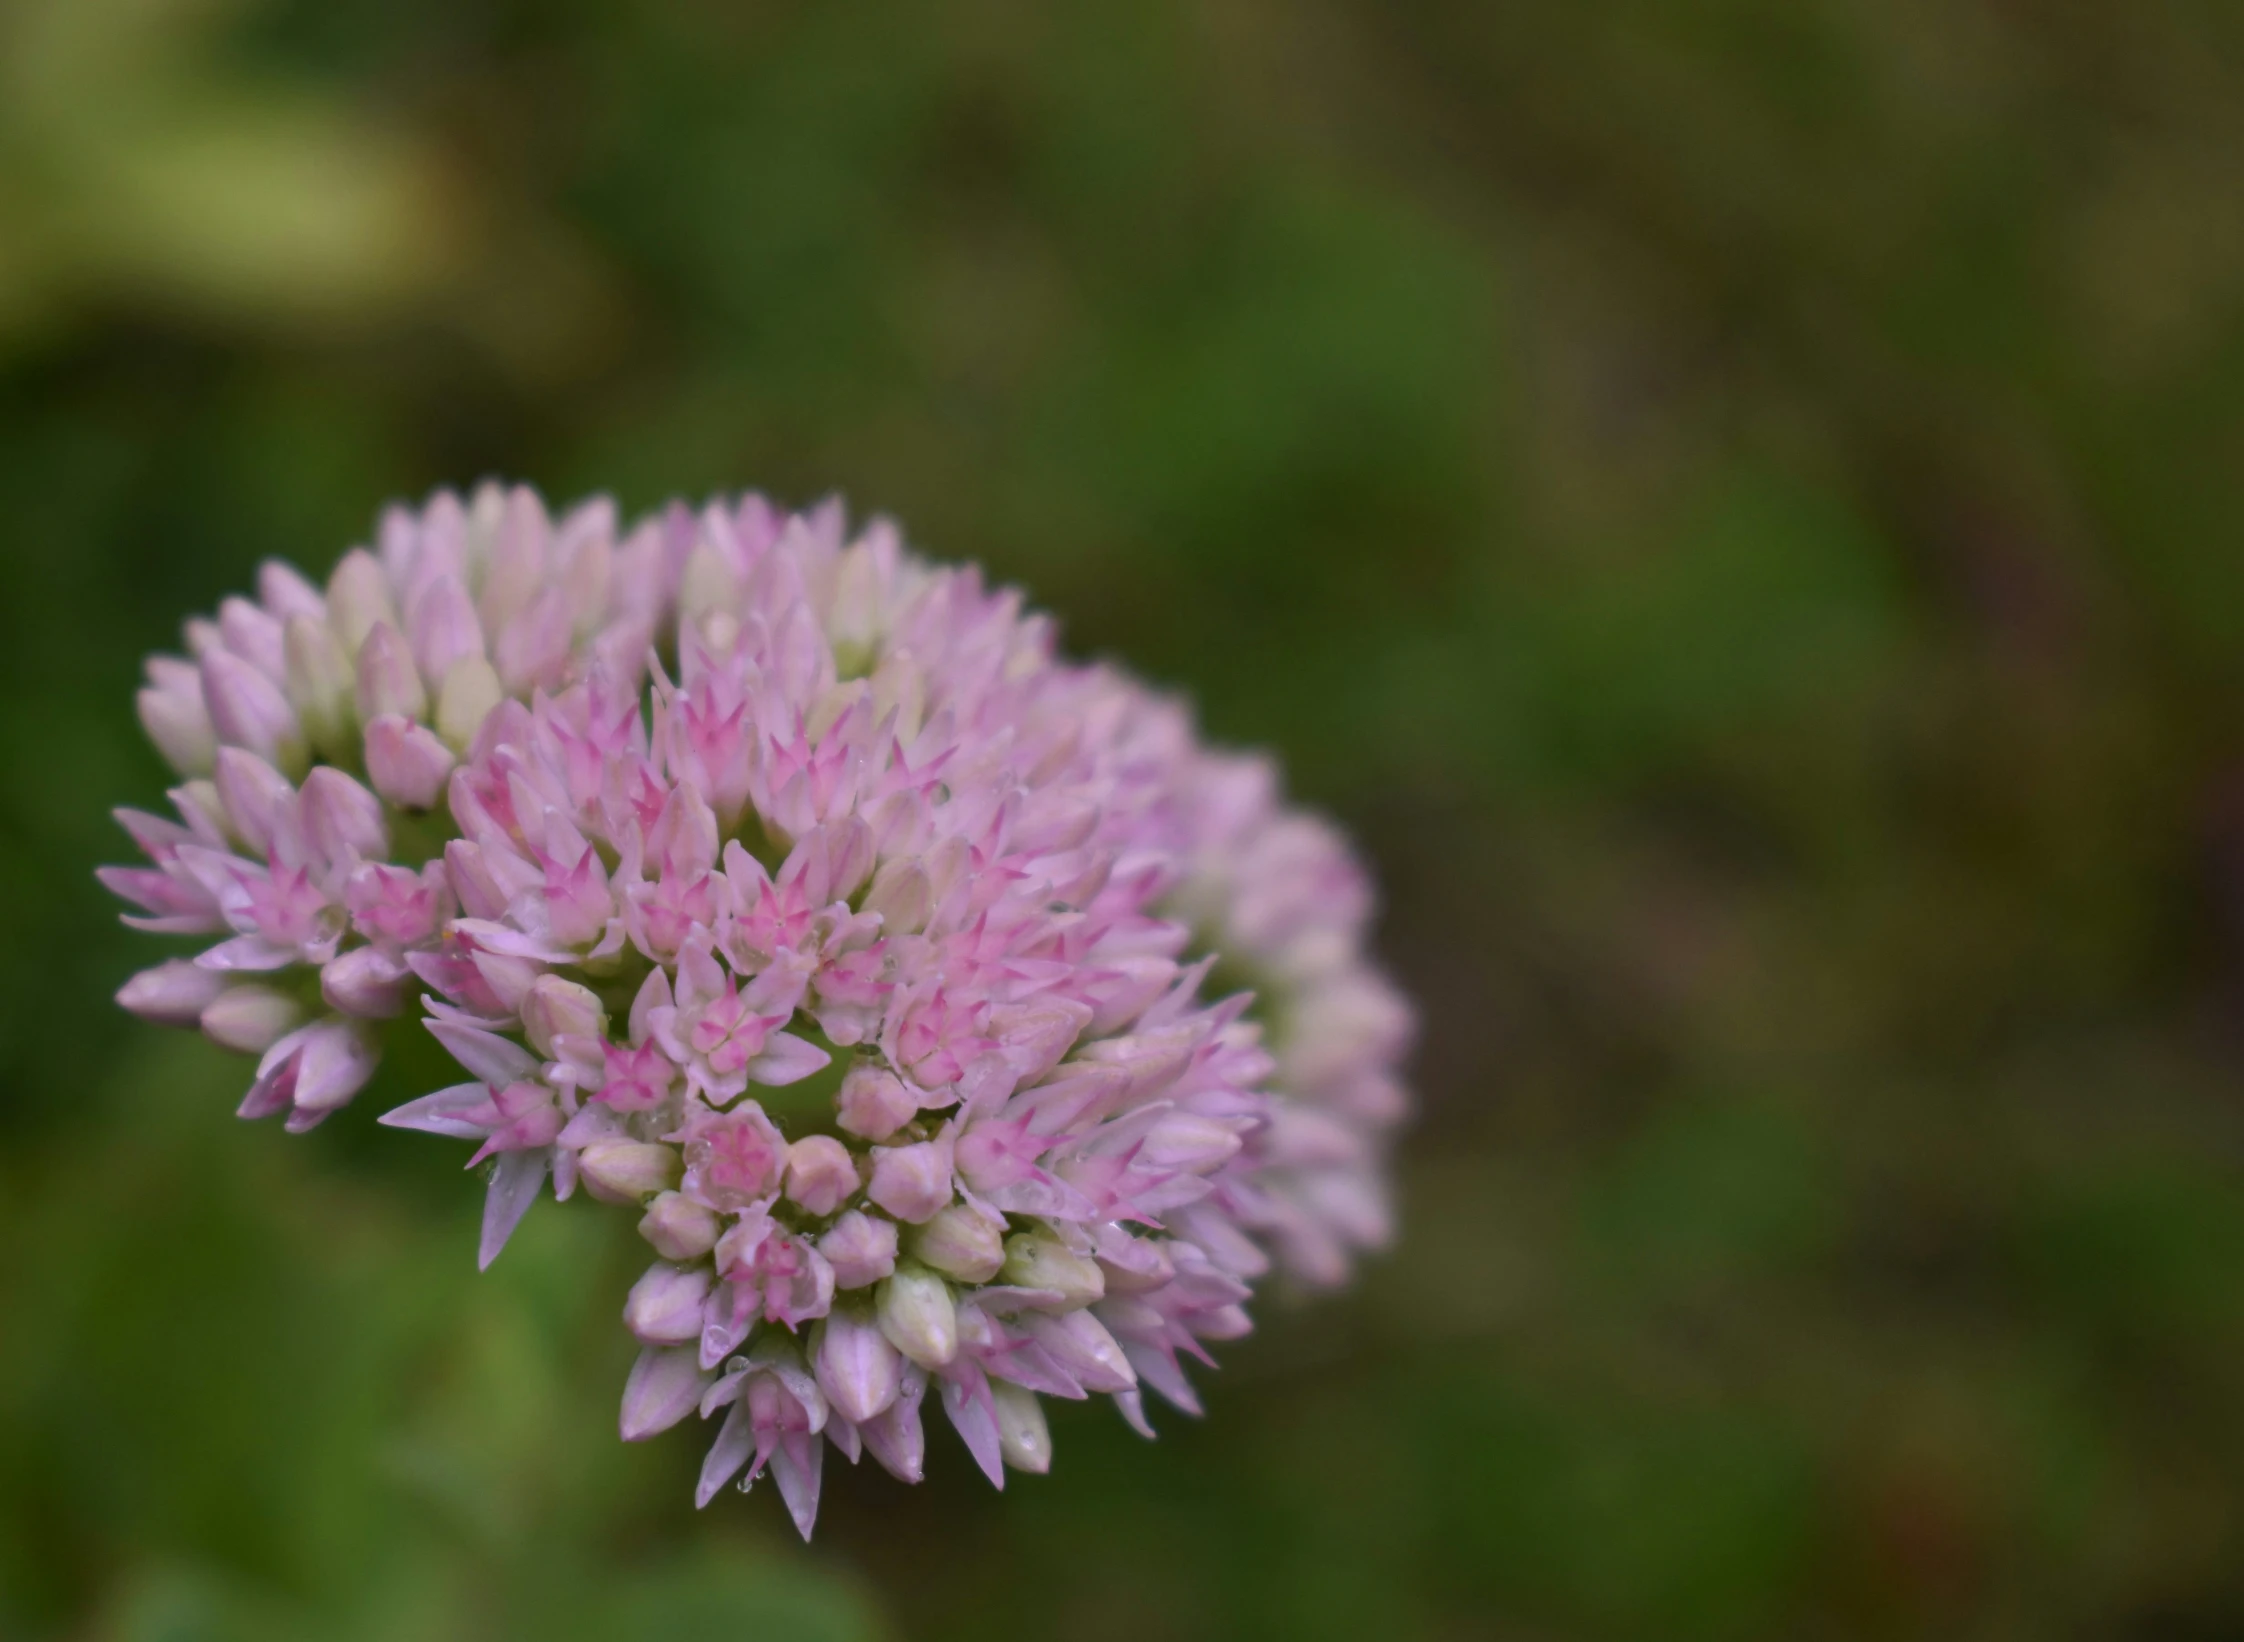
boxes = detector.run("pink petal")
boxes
[478,1148,548,1269]
[746,1032,831,1087]
[428,1020,539,1088]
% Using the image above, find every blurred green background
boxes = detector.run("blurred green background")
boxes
[6,0,2244,1637]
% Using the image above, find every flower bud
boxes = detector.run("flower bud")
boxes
[364,714,454,809]
[201,986,305,1053]
[860,858,933,935]
[436,655,504,751]
[868,649,925,746]
[408,575,485,690]
[619,1344,708,1441]
[288,1018,378,1118]
[283,614,356,759]
[783,1135,858,1217]
[200,649,305,773]
[624,1263,712,1345]
[171,777,229,842]
[1139,1112,1244,1173]
[1094,1226,1177,1294]
[867,1137,953,1224]
[298,766,388,869]
[521,974,607,1058]
[325,548,395,651]
[836,1064,915,1141]
[442,838,512,921]
[479,495,549,636]
[1000,1230,1105,1309]
[118,959,228,1027]
[145,652,201,694]
[818,1210,898,1290]
[495,588,573,694]
[321,945,410,1018]
[1024,1308,1137,1394]
[219,597,286,678]
[558,523,612,628]
[679,537,745,625]
[255,562,323,624]
[875,1263,957,1370]
[1196,1304,1253,1340]
[469,947,543,1012]
[137,679,216,776]
[908,1203,1005,1283]
[581,1140,683,1205]
[355,622,428,723]
[814,1307,902,1424]
[990,1377,1052,1474]
[639,1190,721,1260]
[213,747,294,858]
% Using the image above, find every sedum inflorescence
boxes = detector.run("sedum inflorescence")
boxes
[104,485,1412,1537]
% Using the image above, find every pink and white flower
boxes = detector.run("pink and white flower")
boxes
[102,482,1414,1538]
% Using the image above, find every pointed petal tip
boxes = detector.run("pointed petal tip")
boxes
[477,1148,548,1267]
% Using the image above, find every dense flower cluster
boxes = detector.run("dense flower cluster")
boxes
[104,485,1412,1537]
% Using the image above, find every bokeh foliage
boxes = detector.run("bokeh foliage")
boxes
[5,0,2244,1636]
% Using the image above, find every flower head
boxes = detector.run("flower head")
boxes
[103,483,1414,1536]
